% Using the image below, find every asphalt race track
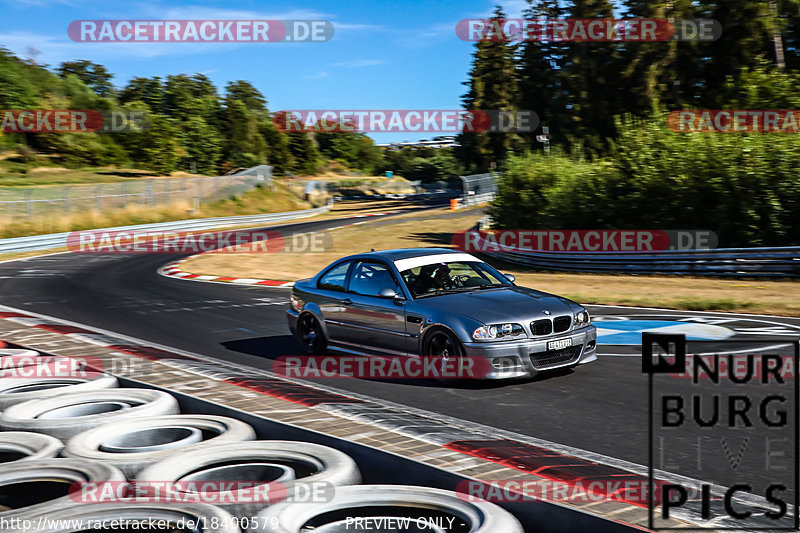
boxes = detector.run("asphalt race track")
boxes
[1,210,797,500]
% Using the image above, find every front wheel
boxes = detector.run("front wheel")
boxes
[296,313,327,355]
[423,329,466,380]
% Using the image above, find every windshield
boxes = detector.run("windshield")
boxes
[399,261,510,298]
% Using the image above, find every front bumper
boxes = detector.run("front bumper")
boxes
[286,308,299,334]
[461,325,597,379]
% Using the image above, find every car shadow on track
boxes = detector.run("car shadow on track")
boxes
[221,335,298,360]
[221,335,576,389]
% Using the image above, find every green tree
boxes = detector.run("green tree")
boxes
[180,116,222,174]
[57,60,114,97]
[222,99,268,167]
[286,131,320,174]
[405,151,464,182]
[316,129,384,173]
[137,115,180,174]
[458,5,525,172]
[518,0,567,145]
[0,48,38,109]
[225,80,267,111]
[558,0,619,153]
[119,77,164,113]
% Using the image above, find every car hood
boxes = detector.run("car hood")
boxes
[415,287,576,323]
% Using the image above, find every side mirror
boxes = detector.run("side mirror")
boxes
[378,288,398,299]
[504,273,516,284]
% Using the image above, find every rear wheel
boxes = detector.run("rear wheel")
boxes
[297,313,327,355]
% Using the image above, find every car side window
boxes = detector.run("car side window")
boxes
[317,261,351,292]
[348,261,400,297]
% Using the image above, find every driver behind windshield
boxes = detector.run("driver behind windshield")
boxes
[412,263,451,293]
[430,263,451,291]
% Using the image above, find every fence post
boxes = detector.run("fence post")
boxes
[146,180,154,207]
[26,190,32,218]
[63,186,70,214]
[95,184,103,212]
[194,178,201,211]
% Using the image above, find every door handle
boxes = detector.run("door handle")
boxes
[342,298,352,305]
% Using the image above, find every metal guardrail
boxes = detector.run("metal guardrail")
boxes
[0,202,332,255]
[468,230,800,277]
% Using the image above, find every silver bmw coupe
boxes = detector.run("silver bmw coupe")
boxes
[286,248,597,379]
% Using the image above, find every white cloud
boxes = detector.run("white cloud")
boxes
[0,30,245,64]
[305,70,329,79]
[331,59,384,68]
[392,22,458,49]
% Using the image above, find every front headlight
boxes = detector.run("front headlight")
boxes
[472,323,524,340]
[575,309,591,327]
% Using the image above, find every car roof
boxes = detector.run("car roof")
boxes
[346,248,466,262]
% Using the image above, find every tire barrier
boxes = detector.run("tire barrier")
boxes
[0,389,180,440]
[61,415,257,477]
[11,503,242,533]
[137,440,362,517]
[254,484,524,533]
[0,432,62,464]
[0,374,118,409]
[0,458,124,519]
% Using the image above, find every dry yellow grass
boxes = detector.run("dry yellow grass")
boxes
[182,209,800,316]
[0,183,312,239]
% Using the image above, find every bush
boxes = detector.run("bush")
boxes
[489,115,800,247]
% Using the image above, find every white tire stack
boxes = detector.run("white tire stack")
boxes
[137,440,362,517]
[0,389,179,439]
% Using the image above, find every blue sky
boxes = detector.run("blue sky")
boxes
[0,0,529,142]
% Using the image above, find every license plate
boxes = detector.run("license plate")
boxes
[547,338,572,351]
